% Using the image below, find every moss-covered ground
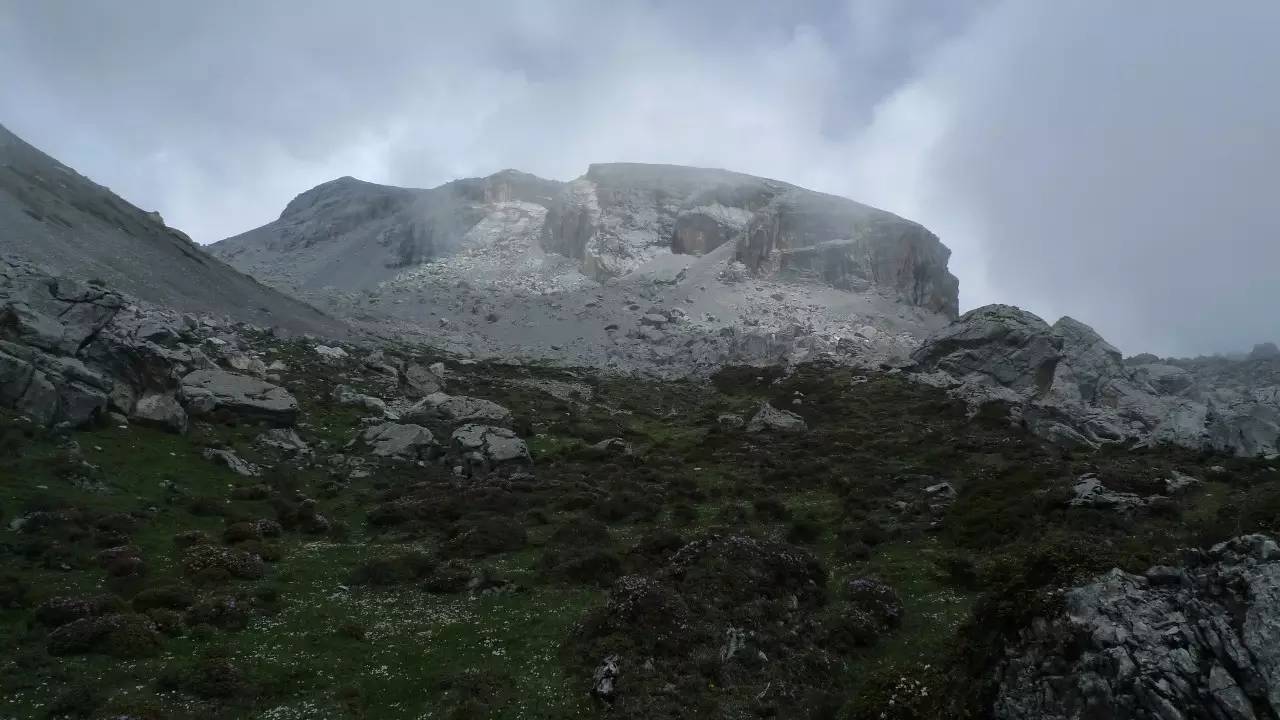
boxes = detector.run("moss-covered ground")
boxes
[2,339,1278,718]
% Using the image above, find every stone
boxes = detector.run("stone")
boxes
[995,535,1280,720]
[1068,474,1153,512]
[256,428,311,456]
[179,369,298,425]
[451,424,531,471]
[716,413,745,430]
[400,362,442,397]
[589,437,634,456]
[403,392,512,426]
[129,392,188,433]
[201,448,260,477]
[746,402,807,433]
[359,422,437,460]
[314,345,348,362]
[331,384,392,417]
[912,304,1063,398]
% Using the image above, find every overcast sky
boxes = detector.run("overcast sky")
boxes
[1,0,1277,356]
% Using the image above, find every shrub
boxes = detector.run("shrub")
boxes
[350,552,437,586]
[132,584,195,612]
[786,516,823,545]
[752,496,790,521]
[444,515,527,558]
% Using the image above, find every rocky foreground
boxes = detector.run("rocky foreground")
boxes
[3,259,1280,719]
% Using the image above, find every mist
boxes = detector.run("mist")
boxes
[1,0,1276,356]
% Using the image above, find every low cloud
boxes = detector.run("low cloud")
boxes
[1,0,1275,355]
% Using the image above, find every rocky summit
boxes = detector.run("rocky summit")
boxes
[210,162,957,375]
[2,123,1280,720]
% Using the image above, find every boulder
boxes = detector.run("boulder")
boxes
[450,424,530,471]
[994,535,1280,720]
[180,369,298,425]
[130,392,188,433]
[256,428,312,456]
[400,362,442,397]
[912,304,1063,398]
[331,384,392,417]
[1067,474,1152,512]
[746,402,807,433]
[314,345,348,362]
[403,392,512,427]
[359,422,437,460]
[201,448,260,477]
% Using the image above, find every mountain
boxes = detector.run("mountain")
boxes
[0,123,346,337]
[212,170,562,292]
[212,163,957,316]
[209,163,958,374]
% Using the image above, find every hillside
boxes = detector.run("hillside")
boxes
[0,124,347,338]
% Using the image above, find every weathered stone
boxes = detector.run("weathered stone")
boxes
[332,384,392,417]
[201,448,260,477]
[451,424,530,471]
[359,422,436,460]
[180,369,298,425]
[130,392,188,433]
[995,535,1280,720]
[403,392,511,427]
[256,428,311,456]
[746,402,807,433]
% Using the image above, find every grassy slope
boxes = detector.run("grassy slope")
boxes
[2,339,1279,719]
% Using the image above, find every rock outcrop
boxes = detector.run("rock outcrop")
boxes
[450,424,530,472]
[913,304,1280,457]
[180,369,298,426]
[995,535,1280,720]
[358,422,437,460]
[0,258,258,431]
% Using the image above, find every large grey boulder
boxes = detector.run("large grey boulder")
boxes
[180,369,298,425]
[912,304,1063,397]
[129,392,188,433]
[358,422,436,460]
[451,424,530,471]
[403,392,511,427]
[994,535,1280,720]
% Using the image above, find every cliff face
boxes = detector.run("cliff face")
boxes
[539,163,959,317]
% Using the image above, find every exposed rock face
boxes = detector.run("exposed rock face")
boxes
[914,304,1280,457]
[180,369,298,426]
[995,535,1280,720]
[0,123,344,337]
[539,163,958,316]
[0,258,236,430]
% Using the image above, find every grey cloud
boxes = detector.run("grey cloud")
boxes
[0,0,1273,356]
